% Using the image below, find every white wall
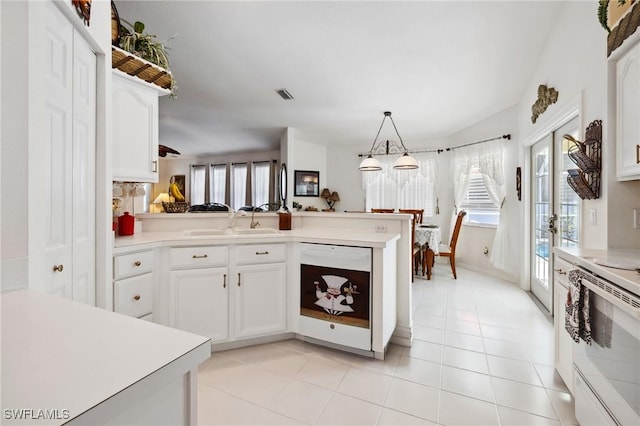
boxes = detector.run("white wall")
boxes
[289,133,328,211]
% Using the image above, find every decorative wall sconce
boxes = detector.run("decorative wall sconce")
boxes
[359,111,418,171]
[320,188,340,211]
[531,85,559,124]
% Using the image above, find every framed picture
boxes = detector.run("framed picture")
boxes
[294,170,319,197]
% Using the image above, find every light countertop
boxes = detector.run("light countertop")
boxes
[114,228,401,254]
[554,247,640,296]
[1,290,210,425]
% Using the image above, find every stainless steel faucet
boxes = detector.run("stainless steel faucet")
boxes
[250,203,271,229]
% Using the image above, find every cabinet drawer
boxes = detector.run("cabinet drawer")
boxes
[114,250,154,280]
[236,244,286,265]
[554,256,574,288]
[114,273,153,318]
[170,246,229,268]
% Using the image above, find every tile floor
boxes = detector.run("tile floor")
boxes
[197,267,578,425]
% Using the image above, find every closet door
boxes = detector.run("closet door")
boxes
[72,31,96,305]
[29,2,75,298]
[29,2,96,304]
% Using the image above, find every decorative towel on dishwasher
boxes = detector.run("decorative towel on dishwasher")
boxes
[565,269,592,344]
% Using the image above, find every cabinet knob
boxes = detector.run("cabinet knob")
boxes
[554,268,567,275]
[52,264,64,272]
[134,261,142,267]
[192,254,208,259]
[133,295,141,301]
[330,324,335,330]
[152,160,158,173]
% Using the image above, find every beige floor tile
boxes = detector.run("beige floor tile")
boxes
[441,365,494,403]
[336,365,393,405]
[480,324,521,343]
[401,340,443,364]
[350,351,401,376]
[383,378,439,422]
[546,389,579,425]
[267,379,333,424]
[438,390,499,425]
[492,377,558,419]
[482,338,530,362]
[295,354,350,390]
[445,318,482,336]
[442,346,489,374]
[377,408,438,426]
[394,356,442,388]
[197,384,264,426]
[534,364,571,392]
[497,406,562,426]
[315,393,382,426]
[413,324,444,344]
[444,330,485,352]
[487,355,543,386]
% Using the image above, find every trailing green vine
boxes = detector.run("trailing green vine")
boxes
[598,0,628,33]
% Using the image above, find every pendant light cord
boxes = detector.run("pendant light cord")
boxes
[359,133,511,157]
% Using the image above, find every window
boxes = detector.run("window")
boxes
[231,163,248,210]
[190,164,207,205]
[209,163,227,204]
[460,167,500,226]
[252,161,271,208]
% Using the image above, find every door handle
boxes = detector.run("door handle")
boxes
[547,214,557,234]
[237,273,241,287]
[636,144,639,164]
[152,160,158,173]
[223,274,227,288]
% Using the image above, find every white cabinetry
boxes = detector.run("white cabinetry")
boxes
[112,73,167,183]
[168,243,286,344]
[616,40,640,180]
[235,244,287,339]
[28,2,96,304]
[553,254,574,393]
[113,250,154,320]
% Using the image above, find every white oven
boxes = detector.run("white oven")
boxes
[298,243,372,353]
[572,265,640,426]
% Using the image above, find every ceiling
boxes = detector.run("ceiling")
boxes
[115,1,562,157]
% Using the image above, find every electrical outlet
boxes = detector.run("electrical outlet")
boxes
[374,225,388,233]
[634,209,639,229]
[590,208,597,226]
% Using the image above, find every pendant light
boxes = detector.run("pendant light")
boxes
[358,111,418,171]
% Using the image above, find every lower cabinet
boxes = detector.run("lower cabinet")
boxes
[553,254,575,393]
[168,243,287,344]
[235,263,286,339]
[170,267,229,342]
[113,249,154,319]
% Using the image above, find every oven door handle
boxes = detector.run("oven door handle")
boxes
[578,273,640,320]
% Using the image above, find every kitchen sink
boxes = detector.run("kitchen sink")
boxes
[181,229,229,237]
[232,228,280,234]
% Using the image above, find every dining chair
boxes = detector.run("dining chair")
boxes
[433,210,466,279]
[371,208,395,213]
[399,209,424,279]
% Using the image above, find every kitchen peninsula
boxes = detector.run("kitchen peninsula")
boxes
[112,212,411,359]
[1,290,210,425]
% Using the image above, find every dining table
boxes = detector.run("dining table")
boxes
[415,225,441,280]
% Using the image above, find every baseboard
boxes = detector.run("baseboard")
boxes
[457,261,518,284]
[390,325,412,347]
[210,332,295,353]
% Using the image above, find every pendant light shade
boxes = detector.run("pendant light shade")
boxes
[394,153,418,170]
[359,111,418,171]
[358,154,383,171]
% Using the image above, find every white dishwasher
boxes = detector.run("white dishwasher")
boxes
[299,243,372,352]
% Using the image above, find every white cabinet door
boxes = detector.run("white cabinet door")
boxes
[112,73,160,183]
[234,263,286,339]
[170,267,228,342]
[553,257,574,393]
[29,2,96,303]
[616,41,640,180]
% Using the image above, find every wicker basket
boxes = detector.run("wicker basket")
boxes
[162,202,190,213]
[112,46,172,91]
[567,170,597,200]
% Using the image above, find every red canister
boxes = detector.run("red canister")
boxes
[118,212,135,236]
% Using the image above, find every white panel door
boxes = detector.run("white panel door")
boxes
[234,263,286,339]
[29,2,74,298]
[170,267,229,342]
[72,31,96,305]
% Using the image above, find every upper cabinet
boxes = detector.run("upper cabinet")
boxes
[112,72,168,183]
[616,40,640,180]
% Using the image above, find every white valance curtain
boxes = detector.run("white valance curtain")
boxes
[451,140,509,271]
[363,153,437,215]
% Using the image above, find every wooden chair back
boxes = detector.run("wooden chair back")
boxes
[371,208,394,213]
[398,209,424,224]
[449,211,467,253]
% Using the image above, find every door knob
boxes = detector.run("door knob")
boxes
[547,214,557,234]
[53,264,64,272]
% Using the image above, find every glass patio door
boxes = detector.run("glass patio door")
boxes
[530,118,580,313]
